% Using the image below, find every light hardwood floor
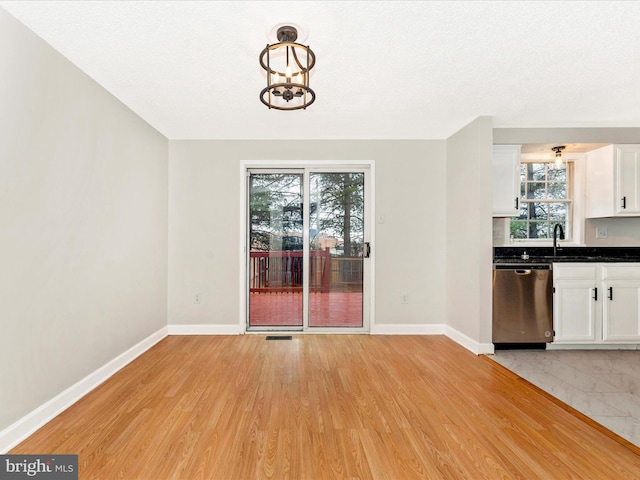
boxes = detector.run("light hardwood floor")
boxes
[11,335,640,479]
[491,349,640,448]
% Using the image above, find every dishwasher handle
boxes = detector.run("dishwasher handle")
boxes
[514,269,532,276]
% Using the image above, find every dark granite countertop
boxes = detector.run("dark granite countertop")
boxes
[493,246,640,264]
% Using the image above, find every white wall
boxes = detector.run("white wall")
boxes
[445,117,494,351]
[494,127,640,145]
[585,218,640,246]
[0,9,168,432]
[168,140,447,329]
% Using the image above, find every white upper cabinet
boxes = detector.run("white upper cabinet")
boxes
[492,145,521,217]
[586,144,640,218]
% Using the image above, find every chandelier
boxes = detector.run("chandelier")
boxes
[259,25,316,110]
[552,146,566,168]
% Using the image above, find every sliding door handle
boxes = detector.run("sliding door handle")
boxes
[593,287,598,301]
[364,242,371,258]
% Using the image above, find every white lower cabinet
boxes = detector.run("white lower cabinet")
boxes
[553,265,598,344]
[602,265,640,342]
[553,263,640,345]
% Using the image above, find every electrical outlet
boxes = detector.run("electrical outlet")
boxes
[401,293,409,304]
[194,293,202,304]
[596,227,608,239]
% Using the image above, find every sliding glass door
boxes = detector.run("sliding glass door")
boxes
[248,172,304,327]
[247,168,369,331]
[308,172,364,327]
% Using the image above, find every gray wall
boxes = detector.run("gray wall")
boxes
[0,6,499,436]
[0,9,168,431]
[167,140,448,328]
[446,118,494,345]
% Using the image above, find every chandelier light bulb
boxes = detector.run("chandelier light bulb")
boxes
[552,146,566,169]
[285,65,292,81]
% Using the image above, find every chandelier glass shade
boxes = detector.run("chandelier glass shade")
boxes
[259,26,316,110]
[552,145,566,168]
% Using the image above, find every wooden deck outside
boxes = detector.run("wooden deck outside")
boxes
[249,291,363,327]
[10,335,640,479]
[249,250,364,327]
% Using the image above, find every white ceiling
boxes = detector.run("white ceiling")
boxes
[2,0,640,140]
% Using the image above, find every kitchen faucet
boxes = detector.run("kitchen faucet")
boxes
[553,223,565,257]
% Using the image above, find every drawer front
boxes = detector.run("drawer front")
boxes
[602,264,640,280]
[553,264,598,280]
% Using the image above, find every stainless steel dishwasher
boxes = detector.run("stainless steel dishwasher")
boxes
[492,263,553,345]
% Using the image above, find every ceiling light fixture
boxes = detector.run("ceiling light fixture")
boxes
[552,146,566,168]
[259,25,316,110]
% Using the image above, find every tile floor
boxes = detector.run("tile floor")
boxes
[489,349,640,448]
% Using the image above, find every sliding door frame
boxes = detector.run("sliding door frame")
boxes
[239,160,376,334]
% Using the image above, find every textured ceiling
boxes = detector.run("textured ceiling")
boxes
[2,1,640,140]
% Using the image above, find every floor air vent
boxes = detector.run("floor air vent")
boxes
[266,335,293,341]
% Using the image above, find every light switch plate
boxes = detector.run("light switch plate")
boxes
[596,227,608,239]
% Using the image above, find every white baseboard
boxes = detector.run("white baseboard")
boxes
[167,324,243,335]
[371,323,494,355]
[371,323,446,335]
[0,327,168,453]
[445,325,495,355]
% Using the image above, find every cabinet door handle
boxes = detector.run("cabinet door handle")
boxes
[608,286,613,300]
[593,287,598,301]
[622,196,627,209]
[514,198,519,210]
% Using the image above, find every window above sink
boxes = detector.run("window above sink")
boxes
[511,160,572,242]
[494,143,611,248]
